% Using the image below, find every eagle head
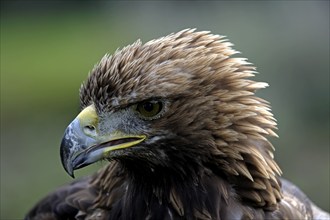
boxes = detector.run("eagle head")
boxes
[60,29,282,209]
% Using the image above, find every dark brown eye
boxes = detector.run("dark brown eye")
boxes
[135,101,163,118]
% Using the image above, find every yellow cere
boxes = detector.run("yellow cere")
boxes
[77,105,99,128]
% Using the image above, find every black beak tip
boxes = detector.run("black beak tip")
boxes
[61,157,75,178]
[64,162,75,178]
[60,138,75,178]
[68,170,75,178]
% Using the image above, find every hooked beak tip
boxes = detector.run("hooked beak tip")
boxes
[60,138,73,178]
[64,162,75,178]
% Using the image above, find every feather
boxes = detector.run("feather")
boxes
[169,188,184,216]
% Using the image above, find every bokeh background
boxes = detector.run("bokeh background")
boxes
[1,1,329,219]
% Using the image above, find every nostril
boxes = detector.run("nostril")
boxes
[83,125,96,136]
[85,125,95,131]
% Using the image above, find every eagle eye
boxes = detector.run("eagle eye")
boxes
[135,100,163,119]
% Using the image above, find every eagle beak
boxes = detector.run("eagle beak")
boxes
[60,105,146,178]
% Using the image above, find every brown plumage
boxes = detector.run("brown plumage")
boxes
[25,29,329,220]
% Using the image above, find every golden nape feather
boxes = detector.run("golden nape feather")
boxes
[25,29,329,220]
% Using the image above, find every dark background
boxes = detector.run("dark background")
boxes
[1,1,329,219]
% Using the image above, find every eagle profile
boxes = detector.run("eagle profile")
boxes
[25,29,329,220]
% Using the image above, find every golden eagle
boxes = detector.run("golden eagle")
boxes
[25,29,329,220]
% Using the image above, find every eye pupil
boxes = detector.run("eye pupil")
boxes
[143,102,154,112]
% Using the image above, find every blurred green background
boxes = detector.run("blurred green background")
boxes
[1,1,329,219]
